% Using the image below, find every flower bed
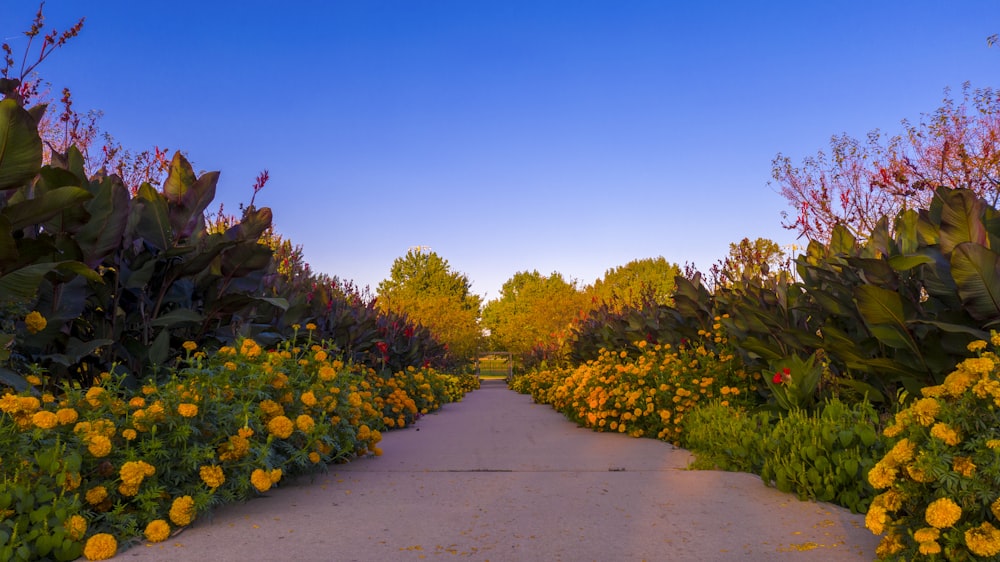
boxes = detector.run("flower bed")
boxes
[0,332,478,561]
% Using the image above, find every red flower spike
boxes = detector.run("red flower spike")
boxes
[772,371,783,384]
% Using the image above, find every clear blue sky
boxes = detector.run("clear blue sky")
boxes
[7,1,1000,300]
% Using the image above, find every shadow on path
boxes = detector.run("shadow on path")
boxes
[116,379,879,561]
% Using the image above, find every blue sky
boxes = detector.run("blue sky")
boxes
[7,1,1000,300]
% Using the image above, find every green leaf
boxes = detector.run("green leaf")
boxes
[0,98,43,190]
[950,242,1000,322]
[887,254,934,272]
[151,309,203,328]
[939,189,987,254]
[134,184,171,250]
[829,224,857,255]
[0,186,92,231]
[854,285,919,355]
[77,177,130,268]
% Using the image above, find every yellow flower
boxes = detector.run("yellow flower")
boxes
[182,341,198,352]
[86,486,108,505]
[875,533,904,558]
[267,415,294,439]
[251,468,272,492]
[865,504,888,535]
[988,439,1000,450]
[259,399,284,418]
[169,495,196,526]
[84,387,105,408]
[914,527,940,543]
[177,403,198,417]
[144,519,171,543]
[925,497,962,529]
[122,428,137,440]
[83,533,117,560]
[968,340,988,353]
[269,468,282,484]
[120,460,155,494]
[295,414,315,433]
[87,434,112,458]
[993,497,1000,521]
[300,391,317,407]
[32,410,58,429]
[965,522,1000,558]
[910,397,940,426]
[867,462,897,490]
[929,422,961,446]
[63,472,81,491]
[199,465,225,489]
[56,408,78,425]
[217,433,251,462]
[25,311,47,334]
[918,541,942,555]
[306,323,317,331]
[64,514,87,540]
[953,456,976,477]
[314,350,328,362]
[886,438,915,465]
[239,338,262,358]
[309,451,321,463]
[319,365,336,381]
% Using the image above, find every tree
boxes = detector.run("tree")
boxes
[481,270,588,362]
[586,257,680,309]
[376,249,482,363]
[710,237,789,288]
[772,83,1000,242]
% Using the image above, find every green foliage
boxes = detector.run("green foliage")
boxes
[587,256,680,309]
[764,352,824,412]
[710,237,789,288]
[682,398,885,515]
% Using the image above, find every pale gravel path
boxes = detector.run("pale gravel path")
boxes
[113,379,879,561]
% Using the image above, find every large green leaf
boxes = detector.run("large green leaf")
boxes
[888,254,934,272]
[854,285,919,355]
[0,186,93,231]
[0,98,43,190]
[0,261,100,299]
[133,184,171,251]
[151,309,203,328]
[829,224,857,256]
[950,242,1000,322]
[939,189,987,254]
[77,177,129,268]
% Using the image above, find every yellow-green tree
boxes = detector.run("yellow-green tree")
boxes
[376,250,481,363]
[481,271,589,360]
[710,237,789,287]
[586,257,680,310]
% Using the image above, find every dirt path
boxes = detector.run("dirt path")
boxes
[114,379,879,561]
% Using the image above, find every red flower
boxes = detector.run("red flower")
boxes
[375,341,388,354]
[772,371,783,384]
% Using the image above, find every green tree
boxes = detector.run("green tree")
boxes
[587,257,680,309]
[376,249,482,363]
[481,271,588,361]
[710,237,789,288]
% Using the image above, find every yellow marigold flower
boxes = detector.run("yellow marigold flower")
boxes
[873,489,904,512]
[865,504,888,535]
[911,397,940,426]
[56,407,78,425]
[875,533,904,558]
[309,451,321,463]
[965,522,1000,558]
[993,497,1000,521]
[238,426,254,438]
[224,361,237,371]
[86,486,108,505]
[269,468,282,484]
[925,497,962,529]
[25,374,42,386]
[83,533,117,560]
[260,399,284,418]
[271,372,289,389]
[32,410,58,429]
[968,340,988,353]
[25,311,47,334]
[867,462,897,490]
[199,465,225,489]
[986,439,1000,450]
[64,514,87,541]
[63,472,81,491]
[295,414,315,433]
[122,428,137,440]
[964,356,995,376]
[292,323,301,330]
[239,338,262,358]
[886,438,916,465]
[120,460,156,491]
[217,434,251,462]
[300,391,317,407]
[943,369,976,396]
[992,330,1000,347]
[177,403,198,417]
[182,341,198,352]
[953,456,976,477]
[144,519,171,543]
[930,422,961,446]
[914,527,940,543]
[918,541,942,555]
[251,468,272,492]
[87,434,112,458]
[169,495,196,526]
[318,365,336,381]
[267,415,294,439]
[306,323,317,331]
[129,396,146,408]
